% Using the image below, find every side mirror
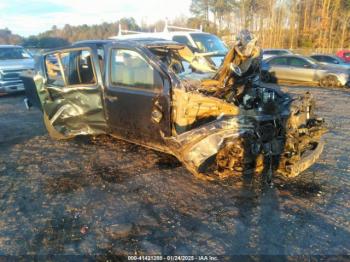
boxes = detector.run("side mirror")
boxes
[303,64,312,69]
[230,63,242,77]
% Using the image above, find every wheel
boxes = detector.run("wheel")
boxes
[319,78,327,87]
[260,71,271,83]
[320,75,342,88]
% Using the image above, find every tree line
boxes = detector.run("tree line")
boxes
[0,0,349,51]
[190,0,350,51]
[0,18,142,48]
[0,29,22,45]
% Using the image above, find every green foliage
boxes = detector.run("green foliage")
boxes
[22,36,69,48]
[190,0,237,33]
[298,37,314,48]
[36,22,119,44]
[0,28,22,45]
[2,17,141,49]
[119,17,141,31]
[190,0,210,19]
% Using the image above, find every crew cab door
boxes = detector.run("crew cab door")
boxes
[104,44,171,149]
[38,47,107,139]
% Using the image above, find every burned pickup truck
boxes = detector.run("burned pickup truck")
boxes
[23,34,326,181]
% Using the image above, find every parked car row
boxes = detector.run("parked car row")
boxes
[262,48,350,65]
[0,37,349,96]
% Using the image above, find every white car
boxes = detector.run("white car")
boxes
[110,26,228,68]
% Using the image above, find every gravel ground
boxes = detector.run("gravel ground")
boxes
[0,87,349,257]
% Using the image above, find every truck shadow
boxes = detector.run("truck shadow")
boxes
[15,133,348,256]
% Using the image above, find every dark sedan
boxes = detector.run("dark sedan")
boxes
[310,54,350,70]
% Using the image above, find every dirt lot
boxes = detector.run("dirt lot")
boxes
[0,86,349,257]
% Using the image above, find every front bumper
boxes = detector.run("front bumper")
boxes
[190,93,327,180]
[0,80,25,93]
[287,139,325,177]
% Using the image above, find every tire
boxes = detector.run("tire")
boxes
[319,77,327,87]
[320,75,342,88]
[260,71,271,83]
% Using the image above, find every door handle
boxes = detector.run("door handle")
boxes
[106,96,118,102]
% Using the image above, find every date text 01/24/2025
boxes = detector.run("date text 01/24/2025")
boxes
[127,255,219,261]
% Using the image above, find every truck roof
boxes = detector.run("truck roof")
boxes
[72,39,185,49]
[72,40,112,45]
[110,31,211,41]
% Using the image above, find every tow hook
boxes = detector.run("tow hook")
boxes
[263,142,273,185]
[24,98,31,110]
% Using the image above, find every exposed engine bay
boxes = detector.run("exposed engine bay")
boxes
[147,31,326,181]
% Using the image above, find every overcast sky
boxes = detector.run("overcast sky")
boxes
[0,0,192,36]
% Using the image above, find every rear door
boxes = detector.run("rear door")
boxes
[38,47,107,138]
[286,57,316,82]
[104,44,172,149]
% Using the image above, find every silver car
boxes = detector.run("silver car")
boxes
[0,45,35,94]
[261,55,350,88]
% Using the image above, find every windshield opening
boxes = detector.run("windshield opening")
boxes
[148,45,216,76]
[0,47,32,60]
[190,33,228,55]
